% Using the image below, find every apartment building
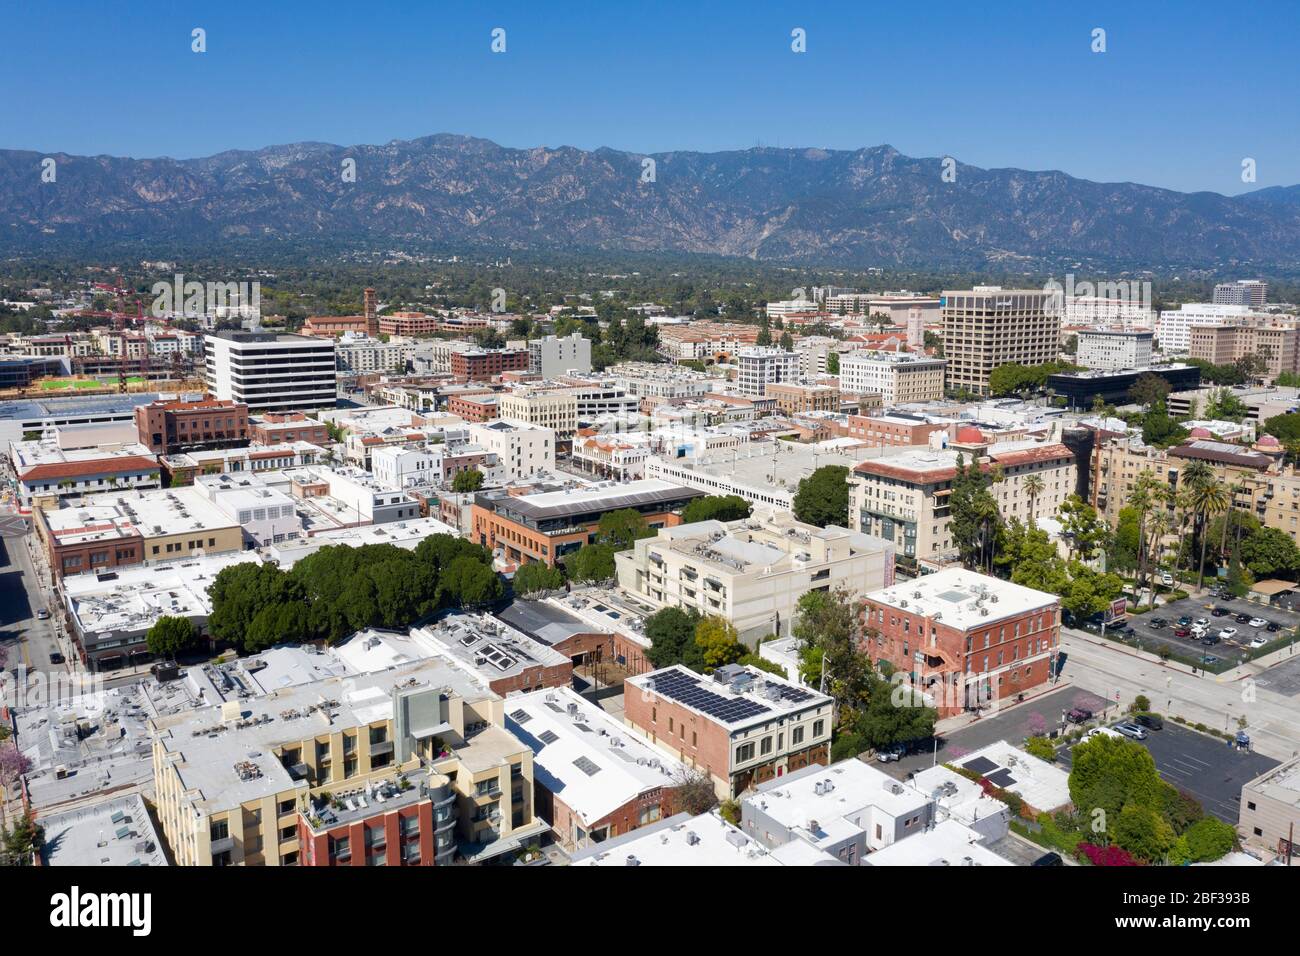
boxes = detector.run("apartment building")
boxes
[850,441,1077,568]
[615,510,892,643]
[839,351,947,404]
[467,419,556,480]
[150,657,545,866]
[471,479,700,567]
[765,381,841,415]
[861,568,1061,716]
[735,347,801,397]
[623,663,834,799]
[528,333,592,377]
[205,331,338,412]
[657,322,761,364]
[371,442,500,490]
[497,389,578,438]
[941,288,1058,396]
[505,686,686,851]
[133,397,251,454]
[1154,303,1255,353]
[1189,323,1300,380]
[607,361,713,404]
[335,334,416,374]
[1075,330,1154,371]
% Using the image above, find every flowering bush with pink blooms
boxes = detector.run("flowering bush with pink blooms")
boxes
[1077,842,1142,866]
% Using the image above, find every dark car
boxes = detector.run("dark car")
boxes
[1202,655,1221,666]
[1149,618,1167,629]
[1032,852,1064,867]
[1066,707,1093,724]
[48,651,64,664]
[1212,606,1230,617]
[1177,616,1192,627]
[1202,634,1221,645]
[1267,621,1281,632]
[1122,627,1136,638]
[1135,713,1164,730]
[1236,613,1252,624]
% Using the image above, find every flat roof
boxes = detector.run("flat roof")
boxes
[0,392,162,423]
[570,811,796,866]
[490,478,701,521]
[862,819,1011,867]
[627,663,831,731]
[866,568,1057,632]
[414,612,569,681]
[954,740,1072,812]
[39,792,168,867]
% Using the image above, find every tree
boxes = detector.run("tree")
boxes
[244,601,310,652]
[645,606,704,669]
[145,615,197,658]
[1068,734,1169,836]
[792,587,872,712]
[597,508,652,550]
[568,543,616,582]
[792,465,850,528]
[950,454,1001,572]
[1113,803,1176,862]
[855,674,937,749]
[1058,496,1106,561]
[1141,400,1187,448]
[1061,561,1126,624]
[207,562,300,645]
[441,554,503,607]
[1262,412,1300,444]
[1022,473,1044,525]
[1,813,42,866]
[1128,372,1172,409]
[680,494,752,524]
[826,351,840,375]
[1108,506,1141,574]
[1178,816,1237,863]
[669,768,719,816]
[1188,478,1230,589]
[1239,526,1300,579]
[694,615,744,671]
[513,561,565,596]
[451,469,484,493]
[1202,388,1249,423]
[0,742,31,788]
[1024,737,1057,762]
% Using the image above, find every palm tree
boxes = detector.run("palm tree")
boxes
[1022,473,1044,527]
[1146,509,1172,610]
[1128,471,1161,596]
[1189,481,1231,591]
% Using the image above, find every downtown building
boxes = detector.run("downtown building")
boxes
[941,288,1059,396]
[205,331,338,413]
[838,350,947,404]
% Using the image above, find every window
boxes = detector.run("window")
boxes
[792,725,804,746]
[812,719,825,738]
[736,742,755,762]
[760,736,773,756]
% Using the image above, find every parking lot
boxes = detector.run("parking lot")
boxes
[879,684,1117,780]
[1113,593,1299,671]
[1060,722,1278,823]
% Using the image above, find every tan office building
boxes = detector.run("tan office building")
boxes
[941,288,1059,396]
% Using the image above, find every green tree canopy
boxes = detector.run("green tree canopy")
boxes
[694,615,745,671]
[513,561,566,596]
[792,465,850,528]
[597,508,653,550]
[645,606,705,669]
[568,543,616,582]
[451,469,484,493]
[145,615,198,658]
[680,494,752,524]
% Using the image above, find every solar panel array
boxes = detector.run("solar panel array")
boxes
[778,685,815,704]
[649,669,771,724]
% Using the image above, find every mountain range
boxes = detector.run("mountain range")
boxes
[2,134,1298,270]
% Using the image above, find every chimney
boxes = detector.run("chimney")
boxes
[364,288,378,336]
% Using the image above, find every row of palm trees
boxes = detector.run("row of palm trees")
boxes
[1126,460,1238,602]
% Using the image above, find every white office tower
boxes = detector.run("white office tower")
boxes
[204,331,337,412]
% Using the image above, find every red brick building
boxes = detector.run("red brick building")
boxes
[134,397,249,454]
[846,413,948,448]
[623,664,834,799]
[297,773,450,866]
[450,348,530,383]
[248,412,331,446]
[447,392,501,422]
[860,568,1060,717]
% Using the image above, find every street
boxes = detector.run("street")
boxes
[1058,627,1300,762]
[0,532,68,681]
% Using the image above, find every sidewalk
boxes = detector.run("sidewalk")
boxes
[934,675,1075,736]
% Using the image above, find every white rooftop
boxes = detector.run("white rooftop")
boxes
[862,819,1011,867]
[951,740,1072,812]
[571,811,826,866]
[866,568,1057,632]
[39,792,168,867]
[505,686,687,825]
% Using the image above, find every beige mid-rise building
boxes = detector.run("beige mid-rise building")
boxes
[941,288,1059,396]
[1188,322,1300,381]
[497,389,579,438]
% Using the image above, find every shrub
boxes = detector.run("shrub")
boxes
[1077,842,1142,866]
[1023,736,1057,762]
[1131,695,1151,713]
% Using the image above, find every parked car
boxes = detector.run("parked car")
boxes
[1236,613,1252,624]
[1174,626,1191,638]
[1204,634,1223,645]
[1149,618,1168,629]
[1266,621,1281,632]
[1114,722,1148,741]
[48,651,63,664]
[1248,617,1268,628]
[1177,616,1192,627]
[1211,606,1230,617]
[1194,618,1209,627]
[1202,655,1221,666]
[875,743,906,763]
[1218,627,1238,639]
[1122,627,1136,639]
[1032,852,1064,867]
[1066,707,1093,724]
[1135,713,1163,730]
[1248,637,1268,649]
[35,608,49,620]
[1160,572,1174,586]
[1084,726,1122,741]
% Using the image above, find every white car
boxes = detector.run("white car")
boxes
[1218,627,1238,639]
[1247,637,1268,649]
[1194,618,1209,627]
[1084,727,1123,741]
[1160,572,1174,586]
[1248,617,1267,628]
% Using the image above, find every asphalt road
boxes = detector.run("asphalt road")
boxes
[0,534,65,679]
[1060,723,1278,824]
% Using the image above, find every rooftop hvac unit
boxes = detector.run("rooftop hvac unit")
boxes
[980,608,989,616]
[685,831,700,846]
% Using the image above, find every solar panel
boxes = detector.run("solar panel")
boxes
[986,769,1017,788]
[648,668,771,723]
[509,708,532,724]
[538,730,559,745]
[961,756,999,775]
[572,756,601,777]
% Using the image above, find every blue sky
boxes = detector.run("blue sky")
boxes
[2,0,1297,194]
